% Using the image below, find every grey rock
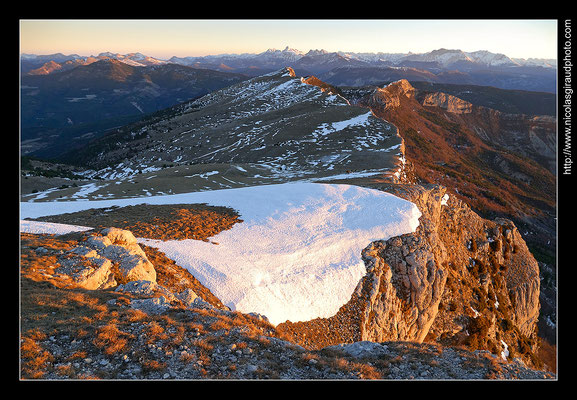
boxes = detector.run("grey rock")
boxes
[57,227,157,289]
[130,296,171,314]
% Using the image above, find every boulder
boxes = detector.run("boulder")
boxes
[100,227,138,246]
[57,227,157,289]
[96,227,157,283]
[177,288,210,308]
[57,248,117,290]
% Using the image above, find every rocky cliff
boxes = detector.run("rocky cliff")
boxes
[418,89,556,174]
[279,182,543,369]
[422,91,473,114]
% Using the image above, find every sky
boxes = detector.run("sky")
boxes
[19,19,558,60]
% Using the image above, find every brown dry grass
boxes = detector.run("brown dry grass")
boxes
[538,339,557,374]
[20,233,158,378]
[92,323,133,355]
[33,203,242,242]
[20,333,54,379]
[19,231,287,379]
[141,359,167,373]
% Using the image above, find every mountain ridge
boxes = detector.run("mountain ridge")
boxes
[346,79,556,344]
[55,67,404,185]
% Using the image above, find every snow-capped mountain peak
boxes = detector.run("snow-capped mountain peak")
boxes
[399,48,520,67]
[465,50,519,66]
[402,48,472,66]
[259,46,304,61]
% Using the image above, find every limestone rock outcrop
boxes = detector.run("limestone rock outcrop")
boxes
[422,92,473,114]
[57,227,156,289]
[366,79,415,111]
[57,247,117,290]
[55,227,216,316]
[353,185,449,343]
[432,192,541,342]
[352,183,542,362]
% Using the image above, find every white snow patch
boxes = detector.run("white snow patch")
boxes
[198,171,219,178]
[20,220,92,235]
[71,182,106,199]
[501,340,509,360]
[131,101,144,114]
[441,193,450,206]
[470,306,480,318]
[20,182,421,325]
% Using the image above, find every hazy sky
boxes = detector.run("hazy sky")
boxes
[19,19,558,60]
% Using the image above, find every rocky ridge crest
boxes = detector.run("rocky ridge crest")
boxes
[366,79,416,110]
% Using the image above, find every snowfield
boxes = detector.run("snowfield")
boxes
[20,182,421,325]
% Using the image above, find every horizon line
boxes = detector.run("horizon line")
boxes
[20,46,558,61]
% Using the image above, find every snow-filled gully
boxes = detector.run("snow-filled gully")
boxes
[20,182,421,325]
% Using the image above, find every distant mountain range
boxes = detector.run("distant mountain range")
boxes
[168,46,556,74]
[21,47,557,73]
[20,47,557,159]
[21,52,169,74]
[22,47,556,91]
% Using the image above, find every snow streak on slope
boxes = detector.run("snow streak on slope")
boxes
[20,183,421,325]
